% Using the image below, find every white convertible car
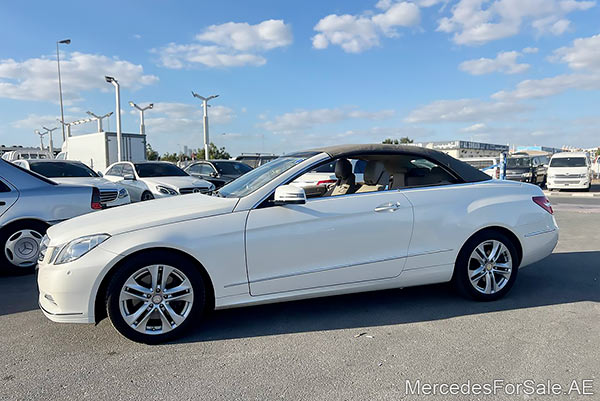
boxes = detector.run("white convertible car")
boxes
[38,145,558,343]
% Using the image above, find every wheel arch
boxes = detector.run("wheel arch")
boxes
[0,218,50,234]
[93,246,216,323]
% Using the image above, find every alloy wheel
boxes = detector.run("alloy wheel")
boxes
[119,265,194,335]
[4,229,43,267]
[467,240,513,295]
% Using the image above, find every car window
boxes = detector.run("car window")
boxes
[122,164,135,177]
[354,160,367,174]
[28,161,98,178]
[2,159,57,185]
[134,162,189,177]
[550,157,587,167]
[196,164,215,175]
[106,164,123,176]
[213,162,251,175]
[0,179,11,192]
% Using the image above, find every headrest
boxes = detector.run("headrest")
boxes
[363,161,387,185]
[335,158,353,180]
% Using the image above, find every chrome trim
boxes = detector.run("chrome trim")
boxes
[38,302,83,316]
[524,228,557,238]
[241,248,453,285]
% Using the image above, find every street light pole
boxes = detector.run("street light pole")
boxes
[192,91,219,160]
[42,126,58,158]
[35,130,47,151]
[128,101,153,135]
[86,111,113,132]
[105,76,122,161]
[56,39,71,142]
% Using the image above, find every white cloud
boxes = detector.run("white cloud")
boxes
[0,52,158,103]
[492,73,600,100]
[522,46,539,54]
[404,98,530,123]
[437,0,595,45]
[143,102,235,135]
[552,33,600,71]
[154,19,292,68]
[461,123,487,132]
[459,51,530,75]
[312,2,420,53]
[261,107,395,134]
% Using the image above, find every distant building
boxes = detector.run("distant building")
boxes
[515,145,562,154]
[414,140,509,158]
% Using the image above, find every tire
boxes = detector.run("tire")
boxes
[141,191,154,201]
[0,221,48,275]
[453,230,519,301]
[106,251,206,344]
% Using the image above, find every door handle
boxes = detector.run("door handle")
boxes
[374,201,401,212]
[0,201,5,206]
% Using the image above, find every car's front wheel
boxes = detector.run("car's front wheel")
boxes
[106,252,206,343]
[140,191,154,201]
[453,230,519,301]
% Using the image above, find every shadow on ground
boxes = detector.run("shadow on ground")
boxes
[2,252,598,342]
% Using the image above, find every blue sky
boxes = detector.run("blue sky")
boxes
[1,0,599,156]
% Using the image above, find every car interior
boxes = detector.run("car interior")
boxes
[300,154,459,199]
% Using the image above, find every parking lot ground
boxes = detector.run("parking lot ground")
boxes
[544,183,600,197]
[1,202,599,401]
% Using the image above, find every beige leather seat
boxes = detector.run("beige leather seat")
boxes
[325,158,357,196]
[355,161,389,193]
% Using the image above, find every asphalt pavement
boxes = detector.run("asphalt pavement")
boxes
[1,200,599,401]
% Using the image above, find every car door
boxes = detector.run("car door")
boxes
[245,190,413,296]
[121,163,146,200]
[0,178,19,218]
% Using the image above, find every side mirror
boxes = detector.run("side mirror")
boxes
[210,172,219,178]
[97,171,104,177]
[123,174,135,181]
[274,185,306,205]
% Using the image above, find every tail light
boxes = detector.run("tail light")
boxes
[495,168,500,179]
[532,196,553,214]
[91,187,103,210]
[316,179,336,186]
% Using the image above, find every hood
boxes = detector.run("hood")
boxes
[142,176,212,189]
[47,194,238,245]
[52,177,120,190]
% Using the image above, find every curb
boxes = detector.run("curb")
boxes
[544,191,600,198]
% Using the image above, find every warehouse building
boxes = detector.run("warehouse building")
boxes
[413,140,509,158]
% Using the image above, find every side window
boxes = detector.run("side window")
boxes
[354,160,367,174]
[198,164,215,175]
[0,180,11,193]
[122,164,134,177]
[403,157,457,188]
[107,164,123,176]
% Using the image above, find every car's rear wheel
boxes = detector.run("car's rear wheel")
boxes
[141,191,154,201]
[453,230,519,301]
[0,221,47,275]
[106,252,205,343]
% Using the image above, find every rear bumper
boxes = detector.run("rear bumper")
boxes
[520,227,559,268]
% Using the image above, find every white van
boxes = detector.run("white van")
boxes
[547,152,592,191]
[459,157,500,179]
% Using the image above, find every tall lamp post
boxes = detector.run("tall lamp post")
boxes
[128,101,153,135]
[86,111,113,132]
[191,91,219,160]
[105,76,122,162]
[42,126,58,158]
[56,39,71,142]
[34,130,47,151]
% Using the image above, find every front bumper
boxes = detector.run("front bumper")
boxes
[547,178,589,189]
[506,175,531,183]
[38,245,120,324]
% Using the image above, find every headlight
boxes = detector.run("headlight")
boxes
[522,172,532,177]
[156,185,178,195]
[38,235,50,262]
[54,234,110,265]
[118,188,129,199]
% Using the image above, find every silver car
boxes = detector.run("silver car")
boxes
[0,159,102,274]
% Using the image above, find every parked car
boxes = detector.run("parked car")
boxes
[38,144,558,343]
[459,157,500,179]
[505,154,548,186]
[2,149,53,161]
[184,160,253,188]
[12,160,130,208]
[235,153,278,168]
[546,152,593,191]
[0,159,102,274]
[103,161,214,202]
[292,159,366,187]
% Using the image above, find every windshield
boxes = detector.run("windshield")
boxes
[29,161,98,178]
[135,163,189,177]
[507,158,531,168]
[213,161,253,175]
[550,157,586,167]
[218,156,309,198]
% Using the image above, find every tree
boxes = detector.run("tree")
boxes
[195,142,231,160]
[382,137,414,144]
[146,143,159,160]
[160,152,179,162]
